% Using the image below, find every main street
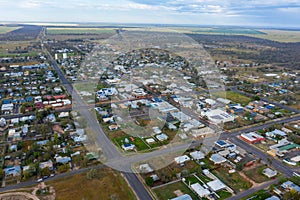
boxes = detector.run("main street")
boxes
[43,41,153,200]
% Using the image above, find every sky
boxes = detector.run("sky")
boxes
[0,0,300,27]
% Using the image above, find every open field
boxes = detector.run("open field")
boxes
[153,181,198,200]
[252,30,300,43]
[244,165,271,183]
[123,27,300,43]
[0,26,21,34]
[212,167,252,193]
[49,168,136,200]
[211,91,252,106]
[47,27,116,35]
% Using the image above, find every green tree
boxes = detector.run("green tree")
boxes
[145,177,154,187]
[41,167,51,177]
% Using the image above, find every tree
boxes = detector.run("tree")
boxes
[41,167,51,177]
[0,168,5,180]
[58,164,69,173]
[283,189,300,200]
[145,177,154,187]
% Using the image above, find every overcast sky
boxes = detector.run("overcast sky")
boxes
[1,0,300,27]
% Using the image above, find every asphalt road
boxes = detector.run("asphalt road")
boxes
[0,165,105,193]
[11,31,295,200]
[227,178,280,200]
[44,46,152,199]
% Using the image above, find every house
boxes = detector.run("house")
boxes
[170,194,192,200]
[108,124,120,131]
[207,179,227,191]
[171,112,191,122]
[1,103,14,113]
[0,117,6,127]
[190,183,210,197]
[218,149,230,157]
[122,143,135,151]
[265,196,280,200]
[266,129,287,138]
[58,112,69,118]
[240,132,265,144]
[217,98,231,105]
[55,156,71,164]
[139,164,154,173]
[156,133,168,141]
[150,174,160,182]
[215,140,230,148]
[281,181,300,193]
[4,166,21,177]
[145,138,155,144]
[189,151,205,160]
[54,87,63,94]
[262,168,277,178]
[39,160,53,170]
[167,123,177,130]
[210,153,227,164]
[174,155,191,164]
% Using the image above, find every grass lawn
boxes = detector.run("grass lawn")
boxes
[113,135,150,151]
[244,165,271,183]
[184,175,199,185]
[153,181,198,200]
[47,27,116,35]
[196,173,213,183]
[217,190,232,200]
[49,168,136,200]
[0,26,21,34]
[241,189,272,200]
[212,167,252,193]
[212,91,252,106]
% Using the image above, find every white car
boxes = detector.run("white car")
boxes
[36,178,43,183]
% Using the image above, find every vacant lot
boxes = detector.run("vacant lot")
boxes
[244,165,274,183]
[47,27,116,35]
[212,167,252,193]
[0,26,21,34]
[49,168,136,200]
[153,181,198,200]
[212,91,252,106]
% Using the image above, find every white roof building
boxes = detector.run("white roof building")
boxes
[190,151,205,160]
[207,179,227,191]
[263,168,277,178]
[156,133,168,141]
[139,164,154,173]
[174,155,191,164]
[210,153,227,164]
[190,183,210,197]
[202,109,235,124]
[145,138,155,144]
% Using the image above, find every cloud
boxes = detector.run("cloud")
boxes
[0,0,299,27]
[20,0,43,8]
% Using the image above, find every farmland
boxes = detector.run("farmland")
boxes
[47,27,116,35]
[0,26,22,34]
[252,29,300,43]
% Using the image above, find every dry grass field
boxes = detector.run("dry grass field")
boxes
[49,168,136,200]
